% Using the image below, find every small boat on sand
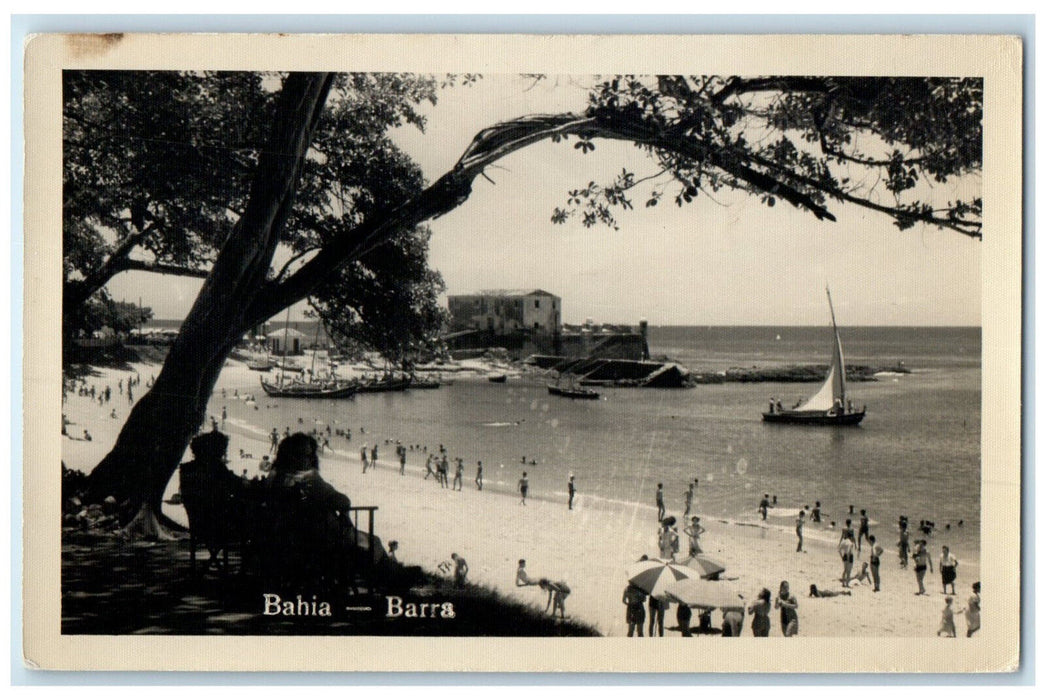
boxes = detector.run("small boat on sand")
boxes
[547,383,600,400]
[762,288,865,426]
[488,374,507,383]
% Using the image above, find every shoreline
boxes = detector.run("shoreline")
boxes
[62,360,981,637]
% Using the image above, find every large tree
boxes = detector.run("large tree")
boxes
[74,72,981,535]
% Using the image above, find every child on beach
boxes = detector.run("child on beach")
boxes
[937,597,957,637]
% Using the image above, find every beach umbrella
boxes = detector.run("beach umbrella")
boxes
[625,558,701,599]
[664,578,745,611]
[678,555,727,580]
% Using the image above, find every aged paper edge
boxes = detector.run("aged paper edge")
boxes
[22,32,1023,673]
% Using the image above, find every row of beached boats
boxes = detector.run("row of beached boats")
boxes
[259,373,436,399]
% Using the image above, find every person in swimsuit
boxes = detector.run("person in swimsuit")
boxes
[759,494,770,521]
[965,582,981,637]
[518,472,529,505]
[775,581,799,637]
[683,484,693,518]
[940,545,958,594]
[475,461,484,491]
[539,578,570,619]
[647,595,666,637]
[857,509,871,553]
[913,539,933,595]
[515,559,537,586]
[796,510,806,553]
[811,501,822,523]
[840,519,856,545]
[658,517,680,561]
[655,483,666,522]
[684,516,705,556]
[869,534,884,592]
[567,474,575,509]
[808,584,852,598]
[838,536,855,587]
[748,588,772,637]
[898,524,910,568]
[622,584,647,637]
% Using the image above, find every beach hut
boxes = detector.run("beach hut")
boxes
[267,328,305,355]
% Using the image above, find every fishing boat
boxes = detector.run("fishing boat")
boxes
[547,383,600,400]
[246,351,276,371]
[409,376,441,389]
[259,377,357,399]
[355,374,412,393]
[761,288,866,426]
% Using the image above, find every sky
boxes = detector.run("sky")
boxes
[107,74,982,327]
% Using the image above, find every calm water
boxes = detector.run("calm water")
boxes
[215,326,981,562]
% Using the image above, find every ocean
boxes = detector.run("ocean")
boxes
[213,325,981,563]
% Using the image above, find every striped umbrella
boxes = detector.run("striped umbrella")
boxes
[625,558,701,599]
[664,578,745,611]
[678,555,727,580]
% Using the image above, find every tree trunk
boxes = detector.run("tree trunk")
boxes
[84,73,333,529]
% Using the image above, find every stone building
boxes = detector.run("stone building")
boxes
[447,289,561,334]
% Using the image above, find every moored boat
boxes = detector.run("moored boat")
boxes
[547,383,600,400]
[487,374,507,383]
[260,377,357,399]
[761,288,865,426]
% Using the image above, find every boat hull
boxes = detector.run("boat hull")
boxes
[547,384,600,399]
[260,378,357,399]
[761,410,865,426]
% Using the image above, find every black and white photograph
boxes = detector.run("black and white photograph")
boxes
[23,32,1022,672]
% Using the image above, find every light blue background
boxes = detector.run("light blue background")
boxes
[10,13,1034,685]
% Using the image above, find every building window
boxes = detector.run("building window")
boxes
[535,299,540,309]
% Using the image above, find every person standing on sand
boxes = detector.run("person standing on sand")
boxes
[655,483,666,522]
[370,444,378,469]
[676,600,693,636]
[965,582,981,637]
[937,596,957,637]
[898,524,910,568]
[775,581,799,637]
[399,446,406,476]
[683,483,693,518]
[622,584,646,637]
[647,595,665,637]
[519,472,529,505]
[270,428,280,453]
[838,535,855,587]
[659,517,680,561]
[857,509,871,553]
[840,518,856,545]
[759,494,770,521]
[940,545,958,595]
[869,535,884,592]
[795,510,806,552]
[423,455,436,481]
[451,552,468,585]
[748,588,772,637]
[568,474,576,509]
[439,454,449,488]
[475,462,484,491]
[811,501,822,523]
[360,445,368,473]
[452,458,464,491]
[684,516,705,556]
[912,539,933,595]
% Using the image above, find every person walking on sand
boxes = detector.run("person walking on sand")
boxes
[360,445,369,473]
[684,516,705,556]
[439,454,449,488]
[475,461,484,491]
[937,596,957,637]
[858,509,871,553]
[913,539,933,595]
[775,581,799,637]
[869,535,884,592]
[423,454,436,481]
[270,428,280,453]
[940,545,958,595]
[811,501,822,523]
[622,584,646,637]
[759,494,770,521]
[965,582,981,637]
[452,458,464,491]
[370,444,378,469]
[568,474,576,510]
[683,483,694,518]
[450,553,468,586]
[655,483,666,522]
[519,472,529,505]
[749,588,772,637]
[795,510,806,552]
[838,535,855,587]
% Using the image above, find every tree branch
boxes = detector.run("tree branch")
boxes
[119,260,211,279]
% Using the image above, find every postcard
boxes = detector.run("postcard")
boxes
[23,32,1022,672]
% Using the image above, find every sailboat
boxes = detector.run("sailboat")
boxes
[761,288,866,426]
[260,314,356,399]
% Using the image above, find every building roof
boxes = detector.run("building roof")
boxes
[265,328,306,339]
[452,289,559,299]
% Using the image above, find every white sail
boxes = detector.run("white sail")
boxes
[795,288,847,413]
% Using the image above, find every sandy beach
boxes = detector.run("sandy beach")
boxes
[62,360,980,638]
